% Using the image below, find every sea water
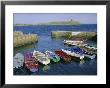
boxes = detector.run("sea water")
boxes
[14,24,97,75]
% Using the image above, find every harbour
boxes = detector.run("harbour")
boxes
[13,24,97,75]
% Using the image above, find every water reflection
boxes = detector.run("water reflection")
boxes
[42,65,50,72]
[14,43,37,55]
[89,59,97,65]
[14,57,97,75]
[80,59,85,65]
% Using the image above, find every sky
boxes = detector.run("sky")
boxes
[14,13,97,24]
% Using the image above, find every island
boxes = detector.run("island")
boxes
[14,19,80,26]
[38,19,80,25]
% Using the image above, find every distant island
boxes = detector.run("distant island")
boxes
[14,19,80,26]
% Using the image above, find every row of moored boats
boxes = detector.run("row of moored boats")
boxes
[64,40,97,50]
[13,46,96,72]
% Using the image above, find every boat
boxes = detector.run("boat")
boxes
[61,49,85,60]
[45,50,60,62]
[61,47,85,60]
[24,53,39,72]
[79,45,97,54]
[64,40,84,43]
[55,50,71,62]
[84,45,97,50]
[13,53,24,68]
[33,50,50,65]
[62,46,96,60]
[63,40,86,46]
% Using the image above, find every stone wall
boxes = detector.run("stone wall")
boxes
[14,31,38,47]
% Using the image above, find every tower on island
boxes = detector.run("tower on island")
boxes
[70,19,72,22]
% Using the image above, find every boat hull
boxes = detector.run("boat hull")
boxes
[45,51,60,63]
[33,50,50,65]
[24,53,39,72]
[55,50,71,62]
[13,53,24,68]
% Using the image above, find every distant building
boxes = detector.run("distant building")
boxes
[70,19,72,21]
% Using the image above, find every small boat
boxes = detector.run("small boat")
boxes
[45,50,60,62]
[72,46,96,59]
[84,45,97,50]
[61,47,84,60]
[62,46,96,60]
[33,50,50,65]
[24,53,39,72]
[64,40,84,44]
[63,40,85,46]
[13,53,24,68]
[55,50,71,62]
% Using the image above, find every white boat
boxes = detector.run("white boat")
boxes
[63,40,86,46]
[64,40,83,43]
[13,53,24,68]
[33,50,50,65]
[85,45,97,50]
[61,49,84,60]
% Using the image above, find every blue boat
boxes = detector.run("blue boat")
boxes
[62,46,96,60]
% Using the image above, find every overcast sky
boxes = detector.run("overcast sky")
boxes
[14,13,97,24]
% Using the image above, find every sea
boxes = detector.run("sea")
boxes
[14,24,97,75]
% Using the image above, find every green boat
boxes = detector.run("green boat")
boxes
[45,50,60,62]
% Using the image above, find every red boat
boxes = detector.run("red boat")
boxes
[55,50,71,62]
[24,53,39,72]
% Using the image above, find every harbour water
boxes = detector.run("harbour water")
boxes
[14,24,97,75]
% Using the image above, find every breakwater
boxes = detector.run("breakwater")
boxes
[14,31,38,48]
[51,31,97,40]
[51,31,72,38]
